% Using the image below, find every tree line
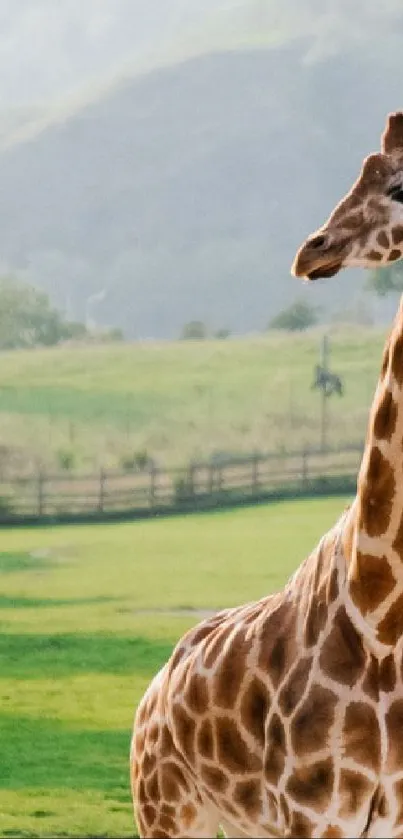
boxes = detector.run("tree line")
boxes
[1,262,401,351]
[0,276,122,350]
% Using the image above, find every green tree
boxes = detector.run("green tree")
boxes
[268,299,319,332]
[0,275,85,349]
[366,262,403,297]
[180,320,207,340]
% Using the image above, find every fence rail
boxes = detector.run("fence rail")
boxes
[0,444,364,526]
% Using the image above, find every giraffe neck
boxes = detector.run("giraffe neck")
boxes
[345,295,403,649]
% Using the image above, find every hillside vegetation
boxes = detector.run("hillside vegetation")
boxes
[0,1,403,336]
[0,326,387,475]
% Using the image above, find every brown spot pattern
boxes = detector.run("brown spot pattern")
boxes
[349,552,395,615]
[286,758,334,812]
[386,700,403,771]
[198,718,214,759]
[169,645,186,671]
[343,702,381,771]
[203,624,233,669]
[265,713,286,784]
[234,779,262,817]
[393,512,403,560]
[288,811,314,837]
[142,804,157,826]
[394,779,403,824]
[216,716,260,773]
[381,345,390,378]
[328,567,339,602]
[201,764,228,793]
[378,792,388,818]
[291,684,337,756]
[146,771,159,801]
[391,335,403,385]
[148,723,159,745]
[280,793,290,826]
[189,614,224,646]
[278,656,312,716]
[160,762,189,802]
[374,390,398,441]
[142,751,157,777]
[367,250,383,261]
[378,593,403,645]
[339,770,373,818]
[389,248,402,261]
[359,446,395,537]
[214,628,252,709]
[160,726,174,758]
[159,813,176,833]
[380,654,397,691]
[258,600,296,687]
[377,231,390,249]
[342,212,364,230]
[363,655,379,701]
[393,226,403,245]
[180,803,197,829]
[184,673,209,715]
[171,704,196,764]
[320,606,365,686]
[304,594,327,648]
[321,828,343,838]
[240,676,269,745]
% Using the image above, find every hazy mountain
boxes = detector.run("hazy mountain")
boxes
[0,2,402,337]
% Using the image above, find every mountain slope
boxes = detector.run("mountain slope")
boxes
[0,28,402,336]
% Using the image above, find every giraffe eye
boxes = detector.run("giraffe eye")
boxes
[387,184,403,204]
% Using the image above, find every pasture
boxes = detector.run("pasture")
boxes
[0,496,351,837]
[0,326,386,474]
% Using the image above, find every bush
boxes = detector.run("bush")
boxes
[268,299,319,332]
[57,449,76,471]
[180,321,207,340]
[120,449,151,472]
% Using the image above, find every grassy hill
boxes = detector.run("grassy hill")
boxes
[0,2,403,337]
[0,325,387,476]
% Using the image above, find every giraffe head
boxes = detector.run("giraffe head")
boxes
[292,112,403,280]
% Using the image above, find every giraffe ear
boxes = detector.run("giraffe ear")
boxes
[381,112,403,155]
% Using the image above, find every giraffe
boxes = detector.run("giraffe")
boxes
[131,112,403,839]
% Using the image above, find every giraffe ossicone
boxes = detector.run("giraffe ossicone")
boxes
[131,112,403,838]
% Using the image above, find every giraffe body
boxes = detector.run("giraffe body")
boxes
[132,112,403,837]
[132,510,403,838]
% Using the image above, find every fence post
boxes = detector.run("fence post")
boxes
[252,452,260,495]
[208,463,215,495]
[37,471,45,517]
[188,463,196,499]
[217,465,223,493]
[302,448,308,488]
[99,468,106,513]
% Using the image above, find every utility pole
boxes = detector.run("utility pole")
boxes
[320,334,329,453]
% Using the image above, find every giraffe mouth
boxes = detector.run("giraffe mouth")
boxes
[306,261,343,281]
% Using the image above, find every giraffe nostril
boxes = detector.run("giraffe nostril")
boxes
[309,234,327,250]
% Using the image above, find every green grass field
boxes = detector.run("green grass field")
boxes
[0,496,351,837]
[0,326,386,475]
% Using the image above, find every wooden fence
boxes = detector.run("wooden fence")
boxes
[0,444,363,526]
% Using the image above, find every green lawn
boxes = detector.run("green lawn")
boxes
[0,496,350,837]
[0,326,386,474]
